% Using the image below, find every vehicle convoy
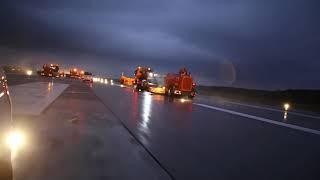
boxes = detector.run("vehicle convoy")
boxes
[120,66,196,97]
[69,68,85,79]
[164,68,196,98]
[39,64,60,77]
[0,69,13,180]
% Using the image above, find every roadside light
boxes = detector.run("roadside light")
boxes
[149,72,154,77]
[162,86,165,90]
[80,70,85,74]
[180,98,186,103]
[26,70,33,76]
[6,130,25,151]
[284,103,290,111]
[100,78,104,83]
[104,79,108,84]
[120,84,124,87]
[73,68,77,72]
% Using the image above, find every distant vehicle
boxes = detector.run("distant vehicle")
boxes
[40,64,60,77]
[3,65,24,74]
[82,72,93,82]
[59,70,66,78]
[119,66,153,90]
[164,68,196,98]
[120,73,135,86]
[69,68,84,79]
[134,66,153,91]
[0,69,13,180]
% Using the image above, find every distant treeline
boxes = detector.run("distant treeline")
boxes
[197,86,320,112]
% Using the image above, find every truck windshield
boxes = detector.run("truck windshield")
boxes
[149,76,164,86]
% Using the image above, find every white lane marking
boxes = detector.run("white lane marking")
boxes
[0,92,4,98]
[194,103,320,136]
[65,91,89,94]
[111,83,121,87]
[226,101,320,120]
[10,82,69,115]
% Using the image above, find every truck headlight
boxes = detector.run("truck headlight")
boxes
[5,130,25,151]
[26,70,33,76]
[283,103,290,111]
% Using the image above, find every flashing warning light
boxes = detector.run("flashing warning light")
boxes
[284,103,290,111]
[26,70,33,76]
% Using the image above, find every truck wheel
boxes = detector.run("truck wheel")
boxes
[167,88,172,97]
[169,87,176,97]
[136,84,143,91]
[188,89,196,98]
[189,92,195,98]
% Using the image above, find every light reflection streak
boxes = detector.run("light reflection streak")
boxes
[137,92,153,145]
[47,82,52,91]
[283,111,288,120]
[141,92,152,130]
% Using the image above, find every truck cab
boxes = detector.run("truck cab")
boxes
[134,67,153,91]
[164,69,196,98]
[41,64,60,77]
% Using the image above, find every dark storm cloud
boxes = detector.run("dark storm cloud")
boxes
[1,0,319,89]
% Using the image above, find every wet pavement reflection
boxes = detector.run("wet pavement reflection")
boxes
[139,92,152,135]
[92,84,320,180]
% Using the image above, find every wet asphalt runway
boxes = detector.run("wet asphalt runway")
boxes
[9,77,170,180]
[6,74,320,180]
[93,83,320,180]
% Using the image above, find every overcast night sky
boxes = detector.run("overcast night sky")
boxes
[0,0,319,90]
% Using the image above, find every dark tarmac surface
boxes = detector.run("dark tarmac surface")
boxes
[7,74,320,180]
[93,83,320,180]
[195,96,320,130]
[10,76,170,180]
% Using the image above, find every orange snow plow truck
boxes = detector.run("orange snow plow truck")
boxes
[164,68,196,98]
[120,73,135,86]
[40,64,60,77]
[120,67,152,89]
